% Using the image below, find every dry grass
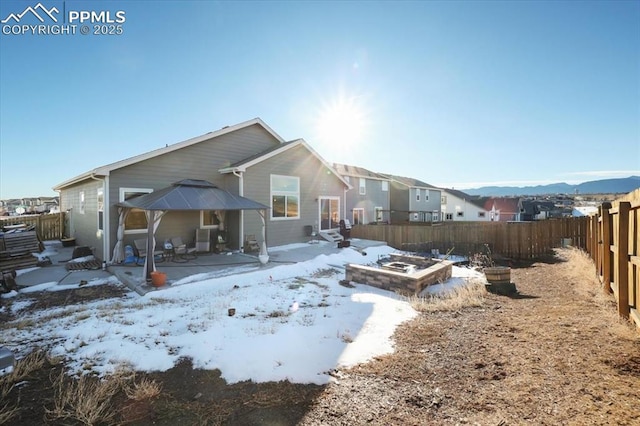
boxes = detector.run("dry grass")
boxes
[45,371,125,425]
[0,402,19,425]
[408,278,488,313]
[125,377,162,401]
[0,349,49,423]
[43,366,163,425]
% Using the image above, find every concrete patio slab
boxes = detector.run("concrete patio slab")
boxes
[11,238,387,296]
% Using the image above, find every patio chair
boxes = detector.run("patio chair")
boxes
[133,239,164,265]
[195,228,210,253]
[244,234,260,253]
[171,236,198,260]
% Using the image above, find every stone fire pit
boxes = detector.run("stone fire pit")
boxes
[345,253,453,295]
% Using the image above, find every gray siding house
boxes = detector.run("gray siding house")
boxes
[386,175,442,224]
[333,164,391,225]
[53,118,349,263]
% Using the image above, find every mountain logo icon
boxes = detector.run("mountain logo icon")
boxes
[1,3,59,24]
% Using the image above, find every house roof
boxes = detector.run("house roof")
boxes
[440,188,487,209]
[332,163,390,181]
[53,118,284,191]
[483,197,521,214]
[116,179,269,211]
[219,139,352,189]
[384,175,438,189]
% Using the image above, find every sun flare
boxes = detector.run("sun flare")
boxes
[314,94,368,150]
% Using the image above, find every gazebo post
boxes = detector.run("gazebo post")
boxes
[144,211,155,282]
[258,209,269,264]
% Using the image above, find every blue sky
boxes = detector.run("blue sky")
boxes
[1,0,638,199]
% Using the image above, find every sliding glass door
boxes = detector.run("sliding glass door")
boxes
[319,197,340,231]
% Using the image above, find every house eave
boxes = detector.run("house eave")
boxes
[54,118,284,191]
[219,139,353,190]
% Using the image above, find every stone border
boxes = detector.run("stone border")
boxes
[345,257,453,295]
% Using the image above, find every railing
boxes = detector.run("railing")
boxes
[0,213,65,241]
[351,217,588,259]
[585,188,640,327]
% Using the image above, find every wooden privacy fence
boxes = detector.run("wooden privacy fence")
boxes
[351,217,588,259]
[0,213,65,241]
[585,188,640,327]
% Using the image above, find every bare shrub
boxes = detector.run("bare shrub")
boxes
[45,371,124,425]
[409,279,487,313]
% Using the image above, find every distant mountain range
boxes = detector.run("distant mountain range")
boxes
[463,176,640,197]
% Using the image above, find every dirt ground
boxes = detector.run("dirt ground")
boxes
[2,248,639,425]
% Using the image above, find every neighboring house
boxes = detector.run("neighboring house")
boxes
[518,199,540,222]
[384,175,441,223]
[439,188,490,221]
[0,197,59,215]
[482,197,521,222]
[53,118,350,262]
[332,163,391,225]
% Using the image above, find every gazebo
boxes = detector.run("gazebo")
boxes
[111,179,270,281]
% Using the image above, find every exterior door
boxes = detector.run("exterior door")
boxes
[319,197,340,231]
[352,208,364,225]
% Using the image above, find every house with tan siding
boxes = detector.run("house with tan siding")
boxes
[53,118,350,263]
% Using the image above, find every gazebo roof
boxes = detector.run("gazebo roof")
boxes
[117,179,269,211]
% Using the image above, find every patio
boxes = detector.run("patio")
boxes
[11,238,385,295]
[109,239,383,295]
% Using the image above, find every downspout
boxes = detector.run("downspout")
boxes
[89,174,108,264]
[232,169,244,252]
[343,187,348,221]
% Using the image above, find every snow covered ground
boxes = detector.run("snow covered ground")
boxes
[1,244,484,385]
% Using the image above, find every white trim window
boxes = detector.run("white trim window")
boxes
[424,190,429,202]
[200,211,220,229]
[271,175,299,220]
[441,195,447,204]
[359,178,366,195]
[120,187,153,234]
[478,212,486,218]
[416,190,420,202]
[381,181,388,191]
[97,188,104,232]
[352,208,364,225]
[79,191,85,214]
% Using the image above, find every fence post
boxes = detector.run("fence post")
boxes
[601,202,613,293]
[617,202,630,318]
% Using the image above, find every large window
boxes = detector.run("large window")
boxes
[120,188,152,233]
[359,178,366,195]
[97,188,104,232]
[381,181,388,191]
[271,175,299,220]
